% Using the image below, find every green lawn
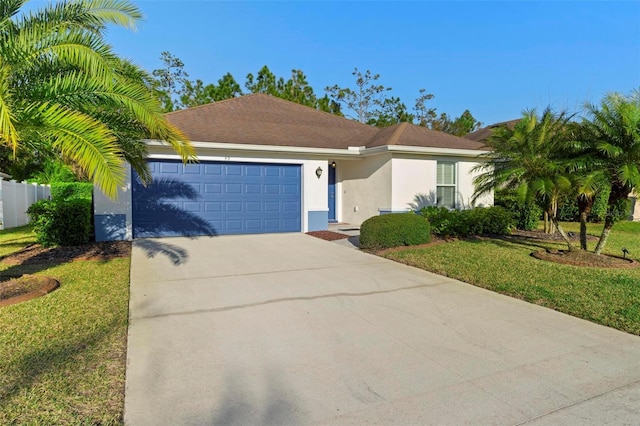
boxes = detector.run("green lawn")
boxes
[0,225,37,257]
[384,221,640,336]
[0,226,130,424]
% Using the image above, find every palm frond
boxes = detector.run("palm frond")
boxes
[0,0,24,27]
[0,60,19,153]
[27,102,124,197]
[16,0,140,34]
[81,0,142,30]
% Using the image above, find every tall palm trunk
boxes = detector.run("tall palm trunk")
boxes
[594,184,630,255]
[548,207,575,251]
[594,215,614,255]
[543,211,550,233]
[577,196,593,250]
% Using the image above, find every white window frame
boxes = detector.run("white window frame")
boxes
[436,161,457,209]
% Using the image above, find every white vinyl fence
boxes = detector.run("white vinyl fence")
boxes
[0,178,51,230]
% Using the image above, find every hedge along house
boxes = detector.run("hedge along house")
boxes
[94,94,493,241]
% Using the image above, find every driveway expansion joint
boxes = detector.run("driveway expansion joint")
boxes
[135,281,452,320]
[515,378,640,425]
[132,260,391,286]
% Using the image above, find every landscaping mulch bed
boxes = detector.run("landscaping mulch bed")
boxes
[0,274,60,307]
[510,229,598,242]
[306,230,350,241]
[507,229,637,268]
[1,241,131,266]
[532,249,638,269]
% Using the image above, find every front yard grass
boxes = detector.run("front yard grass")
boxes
[0,226,130,424]
[0,225,37,257]
[384,221,640,336]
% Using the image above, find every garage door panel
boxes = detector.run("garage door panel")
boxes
[282,168,299,178]
[246,202,261,212]
[282,184,299,195]
[225,183,242,194]
[264,184,280,194]
[245,184,261,194]
[184,164,201,174]
[245,167,261,177]
[160,163,179,174]
[205,164,222,175]
[205,183,221,193]
[264,166,280,177]
[225,202,242,212]
[183,202,201,212]
[132,160,301,237]
[245,220,262,231]
[263,219,280,229]
[225,165,242,175]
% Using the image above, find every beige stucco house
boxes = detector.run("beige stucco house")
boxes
[94,94,492,240]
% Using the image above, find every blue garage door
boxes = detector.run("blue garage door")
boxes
[132,160,301,238]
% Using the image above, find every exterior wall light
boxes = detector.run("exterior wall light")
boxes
[331,161,336,168]
[316,166,323,179]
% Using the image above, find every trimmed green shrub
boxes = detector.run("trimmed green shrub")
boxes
[360,213,431,250]
[417,206,456,237]
[51,182,93,201]
[473,206,515,235]
[495,194,542,231]
[27,199,92,246]
[418,206,514,237]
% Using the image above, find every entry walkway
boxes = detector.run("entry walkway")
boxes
[126,233,640,425]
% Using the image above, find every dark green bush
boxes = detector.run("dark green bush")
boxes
[495,193,542,230]
[474,206,515,235]
[360,213,431,250]
[558,199,579,222]
[27,199,92,247]
[588,187,610,223]
[417,206,456,237]
[51,182,93,201]
[609,198,632,222]
[418,206,514,237]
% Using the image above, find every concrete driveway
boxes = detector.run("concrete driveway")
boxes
[125,233,640,425]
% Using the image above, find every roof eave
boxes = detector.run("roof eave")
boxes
[362,145,490,158]
[144,139,489,159]
[144,139,364,157]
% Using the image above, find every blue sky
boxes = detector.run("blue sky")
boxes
[104,1,638,125]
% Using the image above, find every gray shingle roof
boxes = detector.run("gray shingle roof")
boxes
[464,119,520,142]
[166,94,486,151]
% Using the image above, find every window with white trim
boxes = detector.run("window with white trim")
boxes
[437,162,456,209]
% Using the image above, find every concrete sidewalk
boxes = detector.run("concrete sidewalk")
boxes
[328,222,360,249]
[125,233,640,425]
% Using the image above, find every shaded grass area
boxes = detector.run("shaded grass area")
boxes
[0,226,130,424]
[384,222,640,335]
[0,225,36,258]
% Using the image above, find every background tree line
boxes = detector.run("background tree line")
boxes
[151,52,483,135]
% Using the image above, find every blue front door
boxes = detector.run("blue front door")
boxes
[328,164,336,222]
[132,160,302,238]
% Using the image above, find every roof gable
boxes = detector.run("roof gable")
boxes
[464,119,520,142]
[165,94,377,149]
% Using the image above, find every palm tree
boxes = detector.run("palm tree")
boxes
[472,108,576,250]
[0,0,194,198]
[581,90,640,254]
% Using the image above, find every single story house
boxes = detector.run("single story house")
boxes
[94,94,492,240]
